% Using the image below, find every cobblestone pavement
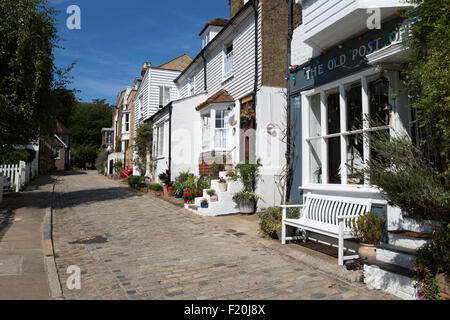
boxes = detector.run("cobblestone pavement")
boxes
[53,171,393,300]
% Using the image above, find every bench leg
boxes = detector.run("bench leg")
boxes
[338,220,344,266]
[281,220,286,245]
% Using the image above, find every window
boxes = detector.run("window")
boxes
[223,43,233,79]
[154,124,165,157]
[159,86,171,108]
[55,147,61,160]
[202,113,210,150]
[215,110,229,149]
[124,114,130,132]
[305,75,391,186]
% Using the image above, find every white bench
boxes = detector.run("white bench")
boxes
[281,193,372,265]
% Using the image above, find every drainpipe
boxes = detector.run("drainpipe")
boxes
[285,0,293,203]
[202,52,207,91]
[253,0,259,101]
[168,104,172,182]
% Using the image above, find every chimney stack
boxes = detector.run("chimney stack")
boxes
[141,62,151,77]
[229,0,244,19]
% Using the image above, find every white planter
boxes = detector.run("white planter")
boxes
[239,202,254,214]
[218,182,227,192]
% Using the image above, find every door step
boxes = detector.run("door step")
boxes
[363,260,417,300]
[376,243,417,270]
[387,230,431,250]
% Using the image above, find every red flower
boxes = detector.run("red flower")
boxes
[251,113,255,117]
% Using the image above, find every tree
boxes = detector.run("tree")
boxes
[68,99,113,166]
[0,0,76,156]
[134,122,154,177]
[404,0,450,182]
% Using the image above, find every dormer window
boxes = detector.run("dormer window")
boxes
[223,42,233,80]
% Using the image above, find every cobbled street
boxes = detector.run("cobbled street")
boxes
[52,171,393,300]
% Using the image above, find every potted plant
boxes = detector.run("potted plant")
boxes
[173,181,183,198]
[183,188,194,203]
[158,169,174,197]
[218,177,227,192]
[200,199,209,208]
[207,189,218,202]
[351,211,386,259]
[232,191,260,214]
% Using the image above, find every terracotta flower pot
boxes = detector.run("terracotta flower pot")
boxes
[358,243,376,260]
[163,186,174,197]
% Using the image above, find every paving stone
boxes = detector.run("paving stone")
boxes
[52,171,394,300]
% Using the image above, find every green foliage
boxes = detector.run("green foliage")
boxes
[197,175,211,194]
[235,159,262,192]
[182,175,197,194]
[362,130,450,223]
[0,148,36,164]
[404,0,450,180]
[413,267,444,300]
[0,0,76,152]
[176,170,191,184]
[126,175,146,188]
[95,149,108,175]
[207,189,216,197]
[148,183,163,192]
[113,161,123,174]
[68,100,113,166]
[232,191,260,204]
[173,181,183,195]
[257,207,282,239]
[415,225,450,276]
[351,211,385,245]
[134,122,153,175]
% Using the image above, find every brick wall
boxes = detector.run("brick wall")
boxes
[261,0,302,88]
[198,152,232,176]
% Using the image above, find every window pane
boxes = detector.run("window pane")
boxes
[369,77,390,127]
[159,87,164,106]
[347,83,362,131]
[327,92,340,134]
[309,139,322,184]
[327,136,341,184]
[309,94,321,137]
[165,87,171,104]
[346,134,364,185]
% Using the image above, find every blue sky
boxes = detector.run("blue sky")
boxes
[49,0,229,105]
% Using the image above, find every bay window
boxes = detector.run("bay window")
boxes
[305,73,391,186]
[201,108,231,151]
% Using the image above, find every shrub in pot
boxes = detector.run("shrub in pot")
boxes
[201,199,209,208]
[183,189,194,203]
[173,181,183,198]
[351,211,385,259]
[158,169,174,196]
[232,191,260,214]
[218,177,227,192]
[207,189,218,202]
[127,175,146,189]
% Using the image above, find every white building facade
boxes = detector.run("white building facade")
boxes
[288,0,427,299]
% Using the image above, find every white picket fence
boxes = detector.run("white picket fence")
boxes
[0,161,38,193]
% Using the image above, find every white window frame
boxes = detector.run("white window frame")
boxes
[302,68,393,188]
[223,41,234,81]
[200,105,232,153]
[153,122,165,158]
[159,86,171,108]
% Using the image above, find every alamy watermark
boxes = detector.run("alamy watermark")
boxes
[66,265,81,290]
[66,5,81,30]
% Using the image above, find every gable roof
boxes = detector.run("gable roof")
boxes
[199,18,229,36]
[56,121,71,136]
[157,53,193,71]
[195,89,234,111]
